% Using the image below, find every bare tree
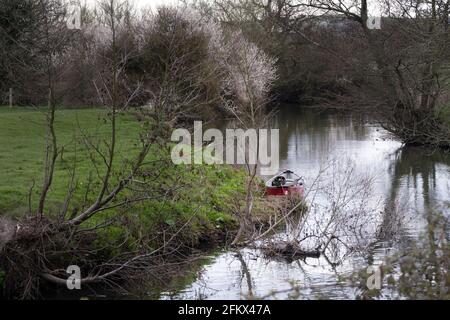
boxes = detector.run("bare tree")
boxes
[281,0,450,147]
[1,0,168,299]
[0,0,272,298]
[219,31,277,245]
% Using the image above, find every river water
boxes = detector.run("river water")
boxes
[159,107,450,300]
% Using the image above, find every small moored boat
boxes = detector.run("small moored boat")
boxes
[265,170,305,197]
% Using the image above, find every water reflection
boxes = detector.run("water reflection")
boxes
[160,107,450,300]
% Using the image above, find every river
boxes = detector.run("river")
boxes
[157,106,450,300]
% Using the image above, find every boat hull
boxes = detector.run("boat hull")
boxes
[265,185,305,197]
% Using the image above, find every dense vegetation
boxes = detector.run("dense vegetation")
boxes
[199,0,450,147]
[2,0,450,148]
[0,0,281,299]
[0,107,280,298]
[0,108,243,228]
[0,0,449,300]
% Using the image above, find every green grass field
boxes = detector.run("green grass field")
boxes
[0,107,250,248]
[0,107,259,297]
[0,107,142,215]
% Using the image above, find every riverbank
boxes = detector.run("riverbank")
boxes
[0,107,283,299]
[149,107,450,300]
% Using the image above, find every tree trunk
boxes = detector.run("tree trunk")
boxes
[9,88,13,108]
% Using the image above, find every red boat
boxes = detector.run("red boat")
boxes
[265,170,305,197]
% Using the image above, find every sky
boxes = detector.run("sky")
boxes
[84,0,178,9]
[132,0,381,13]
[128,0,177,8]
[83,0,382,16]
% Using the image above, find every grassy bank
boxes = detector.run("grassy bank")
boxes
[0,107,258,294]
[0,107,139,213]
[0,107,294,299]
[0,107,244,227]
[2,106,257,231]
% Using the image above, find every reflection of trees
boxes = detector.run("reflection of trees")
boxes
[219,110,450,299]
[356,146,450,299]
[271,107,369,164]
[273,109,450,298]
[379,146,450,243]
[358,211,450,300]
[235,251,254,298]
